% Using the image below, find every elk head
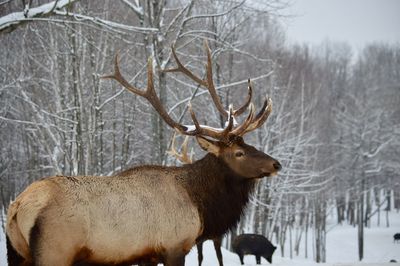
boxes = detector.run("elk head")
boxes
[197,135,281,179]
[103,41,281,179]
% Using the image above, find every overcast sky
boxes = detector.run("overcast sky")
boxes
[282,0,400,50]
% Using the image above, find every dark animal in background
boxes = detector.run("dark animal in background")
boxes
[394,233,400,243]
[390,259,397,263]
[232,234,277,265]
[197,237,223,266]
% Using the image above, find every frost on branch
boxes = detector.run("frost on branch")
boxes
[0,0,78,33]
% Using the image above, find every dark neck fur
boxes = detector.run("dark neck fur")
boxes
[181,153,257,241]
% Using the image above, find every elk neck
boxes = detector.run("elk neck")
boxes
[180,153,257,242]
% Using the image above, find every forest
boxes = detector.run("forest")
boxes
[0,0,399,263]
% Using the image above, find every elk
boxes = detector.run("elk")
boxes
[6,42,281,266]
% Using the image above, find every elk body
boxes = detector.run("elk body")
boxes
[6,42,281,266]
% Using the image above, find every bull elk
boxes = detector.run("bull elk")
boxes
[6,42,281,266]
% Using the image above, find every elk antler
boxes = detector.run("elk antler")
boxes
[103,42,272,143]
[102,54,236,141]
[102,55,187,133]
[239,95,272,136]
[163,41,253,118]
[168,133,193,164]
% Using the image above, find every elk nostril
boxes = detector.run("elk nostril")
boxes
[273,161,282,171]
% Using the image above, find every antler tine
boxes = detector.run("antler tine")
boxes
[204,41,229,118]
[205,43,254,118]
[163,41,229,119]
[231,102,256,136]
[168,133,193,164]
[163,44,207,87]
[101,53,146,97]
[232,79,253,116]
[187,102,202,135]
[238,97,273,136]
[185,102,234,142]
[180,136,192,163]
[102,54,187,133]
[168,133,180,159]
[164,41,254,120]
[225,105,235,132]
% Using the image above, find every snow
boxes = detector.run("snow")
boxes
[121,0,144,16]
[187,211,400,265]
[0,0,77,32]
[0,228,5,266]
[0,0,157,34]
[183,124,225,132]
[1,211,399,265]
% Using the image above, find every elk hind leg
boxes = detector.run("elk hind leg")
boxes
[7,235,31,266]
[30,218,77,266]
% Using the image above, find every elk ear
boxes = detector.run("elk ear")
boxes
[196,136,220,155]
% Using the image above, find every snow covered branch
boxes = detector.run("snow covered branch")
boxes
[0,0,78,33]
[0,0,159,34]
[183,0,246,23]
[54,10,158,33]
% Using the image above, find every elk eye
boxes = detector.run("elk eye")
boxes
[235,151,245,157]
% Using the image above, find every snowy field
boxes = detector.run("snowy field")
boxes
[1,211,399,265]
[185,210,400,265]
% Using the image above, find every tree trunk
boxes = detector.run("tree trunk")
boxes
[365,187,371,227]
[385,189,391,227]
[68,20,84,175]
[358,179,365,261]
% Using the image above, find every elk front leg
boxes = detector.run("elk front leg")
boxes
[213,237,223,266]
[197,242,204,266]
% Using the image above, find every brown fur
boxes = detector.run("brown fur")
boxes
[182,154,257,241]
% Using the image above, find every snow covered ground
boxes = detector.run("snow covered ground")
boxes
[185,210,400,265]
[0,229,5,266]
[1,211,399,265]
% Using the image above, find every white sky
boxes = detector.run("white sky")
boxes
[282,0,400,50]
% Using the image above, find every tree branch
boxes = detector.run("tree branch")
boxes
[0,0,78,34]
[183,0,246,23]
